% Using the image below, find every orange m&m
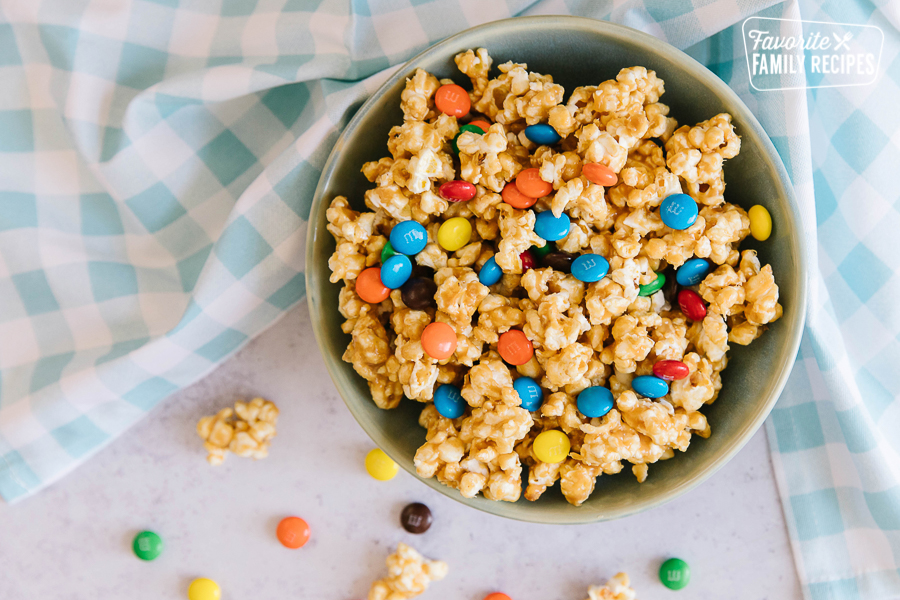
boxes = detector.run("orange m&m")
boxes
[468,119,491,132]
[582,162,618,186]
[276,517,310,549]
[435,84,470,118]
[501,182,537,209]
[355,267,391,304]
[484,594,513,600]
[515,168,552,198]
[498,330,533,365]
[421,322,457,360]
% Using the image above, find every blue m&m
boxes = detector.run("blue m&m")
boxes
[524,123,562,145]
[571,253,610,283]
[513,377,543,411]
[632,375,670,399]
[390,220,428,255]
[660,193,699,230]
[433,384,466,419]
[676,258,711,286]
[577,386,614,418]
[478,256,503,286]
[534,211,570,242]
[380,254,412,289]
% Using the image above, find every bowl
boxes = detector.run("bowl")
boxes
[306,16,807,523]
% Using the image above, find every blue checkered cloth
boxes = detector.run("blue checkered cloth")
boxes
[1,1,897,598]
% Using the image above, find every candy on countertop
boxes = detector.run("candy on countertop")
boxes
[675,258,711,286]
[380,241,396,264]
[581,162,618,186]
[365,448,399,481]
[132,530,163,561]
[653,360,690,381]
[355,267,391,303]
[421,322,457,360]
[187,578,221,600]
[434,83,470,117]
[438,180,477,202]
[678,288,707,321]
[483,594,513,600]
[478,256,503,286]
[659,557,691,590]
[400,277,437,310]
[433,384,466,419]
[497,330,533,365]
[519,249,536,272]
[530,242,553,259]
[533,210,571,242]
[400,503,433,534]
[276,516,310,549]
[515,168,553,198]
[467,119,490,132]
[452,123,485,154]
[437,217,472,252]
[660,193,699,230]
[380,254,412,289]
[500,181,537,209]
[571,253,610,282]
[542,251,576,272]
[749,204,772,241]
[576,386,614,418]
[532,430,570,464]
[389,220,428,255]
[632,375,670,399]
[639,271,665,297]
[524,123,562,145]
[513,377,543,411]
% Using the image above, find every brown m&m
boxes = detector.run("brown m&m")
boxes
[400,503,433,534]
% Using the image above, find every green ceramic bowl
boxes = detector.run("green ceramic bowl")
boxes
[306,16,807,523]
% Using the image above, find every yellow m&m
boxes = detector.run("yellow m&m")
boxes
[365,448,399,481]
[188,578,221,600]
[532,430,570,464]
[437,217,472,252]
[748,205,772,241]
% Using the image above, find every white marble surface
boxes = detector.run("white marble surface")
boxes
[0,304,803,600]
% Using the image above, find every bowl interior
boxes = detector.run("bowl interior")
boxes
[307,17,806,523]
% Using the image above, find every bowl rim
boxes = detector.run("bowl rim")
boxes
[306,15,809,524]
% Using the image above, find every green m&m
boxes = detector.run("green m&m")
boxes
[133,530,163,561]
[639,272,665,296]
[659,557,690,590]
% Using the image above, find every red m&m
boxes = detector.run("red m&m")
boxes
[653,360,690,381]
[439,180,477,202]
[678,289,707,321]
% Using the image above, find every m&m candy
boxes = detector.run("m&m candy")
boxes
[678,289,707,321]
[513,377,543,411]
[380,241,396,263]
[435,84,470,117]
[439,180,477,202]
[434,384,466,419]
[532,430,570,463]
[468,120,490,132]
[515,168,553,198]
[390,220,428,255]
[519,249,536,272]
[498,330,533,365]
[531,242,553,259]
[400,503,433,534]
[638,272,665,296]
[581,162,618,186]
[484,594,513,600]
[524,123,562,145]
[276,517,310,549]
[421,322,457,360]
[576,386,614,418]
[437,217,472,252]
[653,360,690,381]
[632,375,670,399]
[401,277,437,310]
[452,124,484,154]
[659,557,691,590]
[133,531,163,561]
[478,256,503,286]
[365,448,398,481]
[571,253,610,282]
[660,193,699,230]
[501,182,537,209]
[380,254,412,289]
[534,211,571,242]
[188,578,221,600]
[356,267,391,303]
[675,258,711,286]
[749,204,772,241]
[542,251,576,273]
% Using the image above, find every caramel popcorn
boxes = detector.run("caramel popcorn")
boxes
[368,543,448,600]
[582,572,638,600]
[327,48,781,507]
[196,397,279,465]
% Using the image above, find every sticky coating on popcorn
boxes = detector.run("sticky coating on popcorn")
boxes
[327,49,781,506]
[368,543,448,600]
[196,397,279,465]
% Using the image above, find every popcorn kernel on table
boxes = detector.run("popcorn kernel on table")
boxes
[367,542,447,600]
[365,448,399,481]
[196,397,278,465]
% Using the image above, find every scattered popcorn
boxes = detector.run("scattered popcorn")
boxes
[368,543,448,600]
[582,572,638,600]
[196,397,279,465]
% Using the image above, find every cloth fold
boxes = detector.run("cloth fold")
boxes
[1,2,897,599]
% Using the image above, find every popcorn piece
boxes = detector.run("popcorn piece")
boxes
[582,572,638,600]
[196,397,279,465]
[368,543,448,600]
